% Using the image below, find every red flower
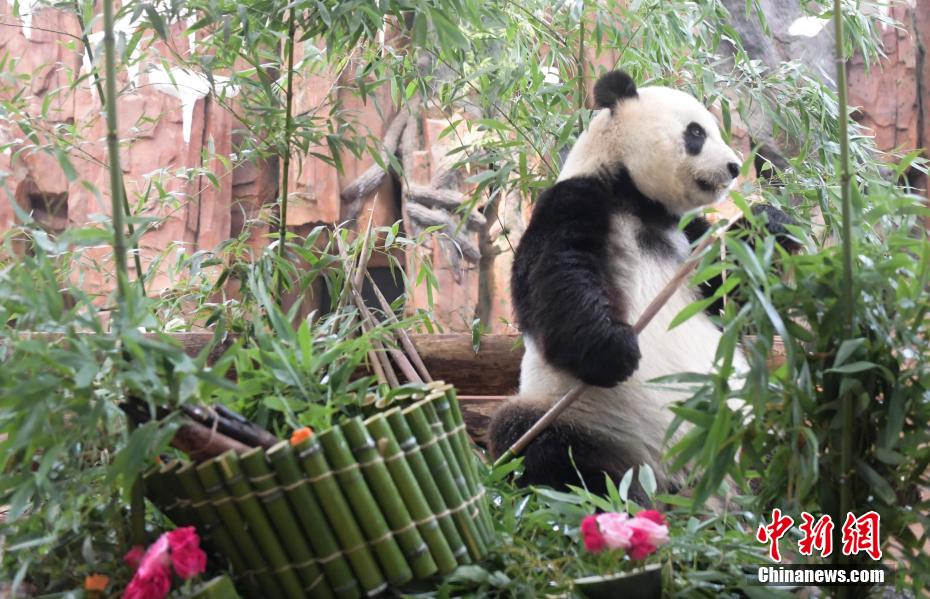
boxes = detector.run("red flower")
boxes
[166,526,207,580]
[123,545,145,570]
[580,515,607,553]
[122,566,170,599]
[122,536,171,599]
[636,510,666,526]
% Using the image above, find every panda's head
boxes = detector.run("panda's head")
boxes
[559,70,741,215]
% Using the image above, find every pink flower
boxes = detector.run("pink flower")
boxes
[579,511,670,559]
[580,515,607,553]
[122,567,170,599]
[595,512,634,550]
[123,536,171,599]
[123,545,145,570]
[626,514,669,560]
[166,527,207,580]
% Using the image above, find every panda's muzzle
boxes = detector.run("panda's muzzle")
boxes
[695,177,717,192]
[695,162,740,193]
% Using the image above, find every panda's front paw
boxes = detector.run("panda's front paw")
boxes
[577,322,641,388]
[751,204,801,253]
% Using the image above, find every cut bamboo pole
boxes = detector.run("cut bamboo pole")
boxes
[384,409,469,565]
[494,217,742,466]
[291,435,387,595]
[421,400,491,544]
[365,414,459,574]
[214,452,314,599]
[143,461,194,527]
[341,418,437,579]
[238,448,332,598]
[403,401,486,560]
[430,385,494,543]
[316,427,413,586]
[195,459,284,599]
[266,442,361,599]
[174,462,250,582]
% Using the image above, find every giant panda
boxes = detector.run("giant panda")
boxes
[488,70,756,500]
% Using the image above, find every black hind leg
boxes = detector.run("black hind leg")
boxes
[488,400,645,500]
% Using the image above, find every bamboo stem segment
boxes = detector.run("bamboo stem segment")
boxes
[175,463,250,581]
[238,448,333,598]
[341,418,437,579]
[365,414,459,574]
[215,451,314,599]
[267,442,361,599]
[292,435,388,595]
[195,460,285,598]
[316,427,413,586]
[385,408,470,564]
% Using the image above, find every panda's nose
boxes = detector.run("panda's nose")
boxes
[727,162,740,179]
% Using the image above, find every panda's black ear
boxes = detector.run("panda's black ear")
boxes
[593,70,638,110]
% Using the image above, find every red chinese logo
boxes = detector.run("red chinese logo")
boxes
[756,508,794,562]
[841,511,882,560]
[756,509,883,562]
[798,512,834,558]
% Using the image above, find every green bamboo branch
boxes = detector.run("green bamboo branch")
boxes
[834,0,855,588]
[103,0,144,547]
[102,0,129,311]
[73,1,146,296]
[276,8,297,303]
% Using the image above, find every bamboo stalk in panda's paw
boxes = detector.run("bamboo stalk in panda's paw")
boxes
[341,418,438,579]
[384,408,470,566]
[238,447,334,599]
[290,435,388,595]
[214,451,324,599]
[365,414,460,575]
[266,441,361,599]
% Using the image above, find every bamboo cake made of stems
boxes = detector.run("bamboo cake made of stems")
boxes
[144,382,493,599]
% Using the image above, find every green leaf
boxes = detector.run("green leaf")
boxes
[669,297,716,330]
[854,458,896,504]
[617,468,634,502]
[638,464,657,498]
[833,338,865,368]
[826,361,877,374]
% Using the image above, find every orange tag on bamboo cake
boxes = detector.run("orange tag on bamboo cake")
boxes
[290,427,313,446]
[84,574,109,592]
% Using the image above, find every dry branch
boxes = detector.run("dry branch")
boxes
[340,103,417,221]
[406,203,481,264]
[407,185,486,232]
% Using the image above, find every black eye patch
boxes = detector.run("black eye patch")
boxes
[684,122,706,155]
